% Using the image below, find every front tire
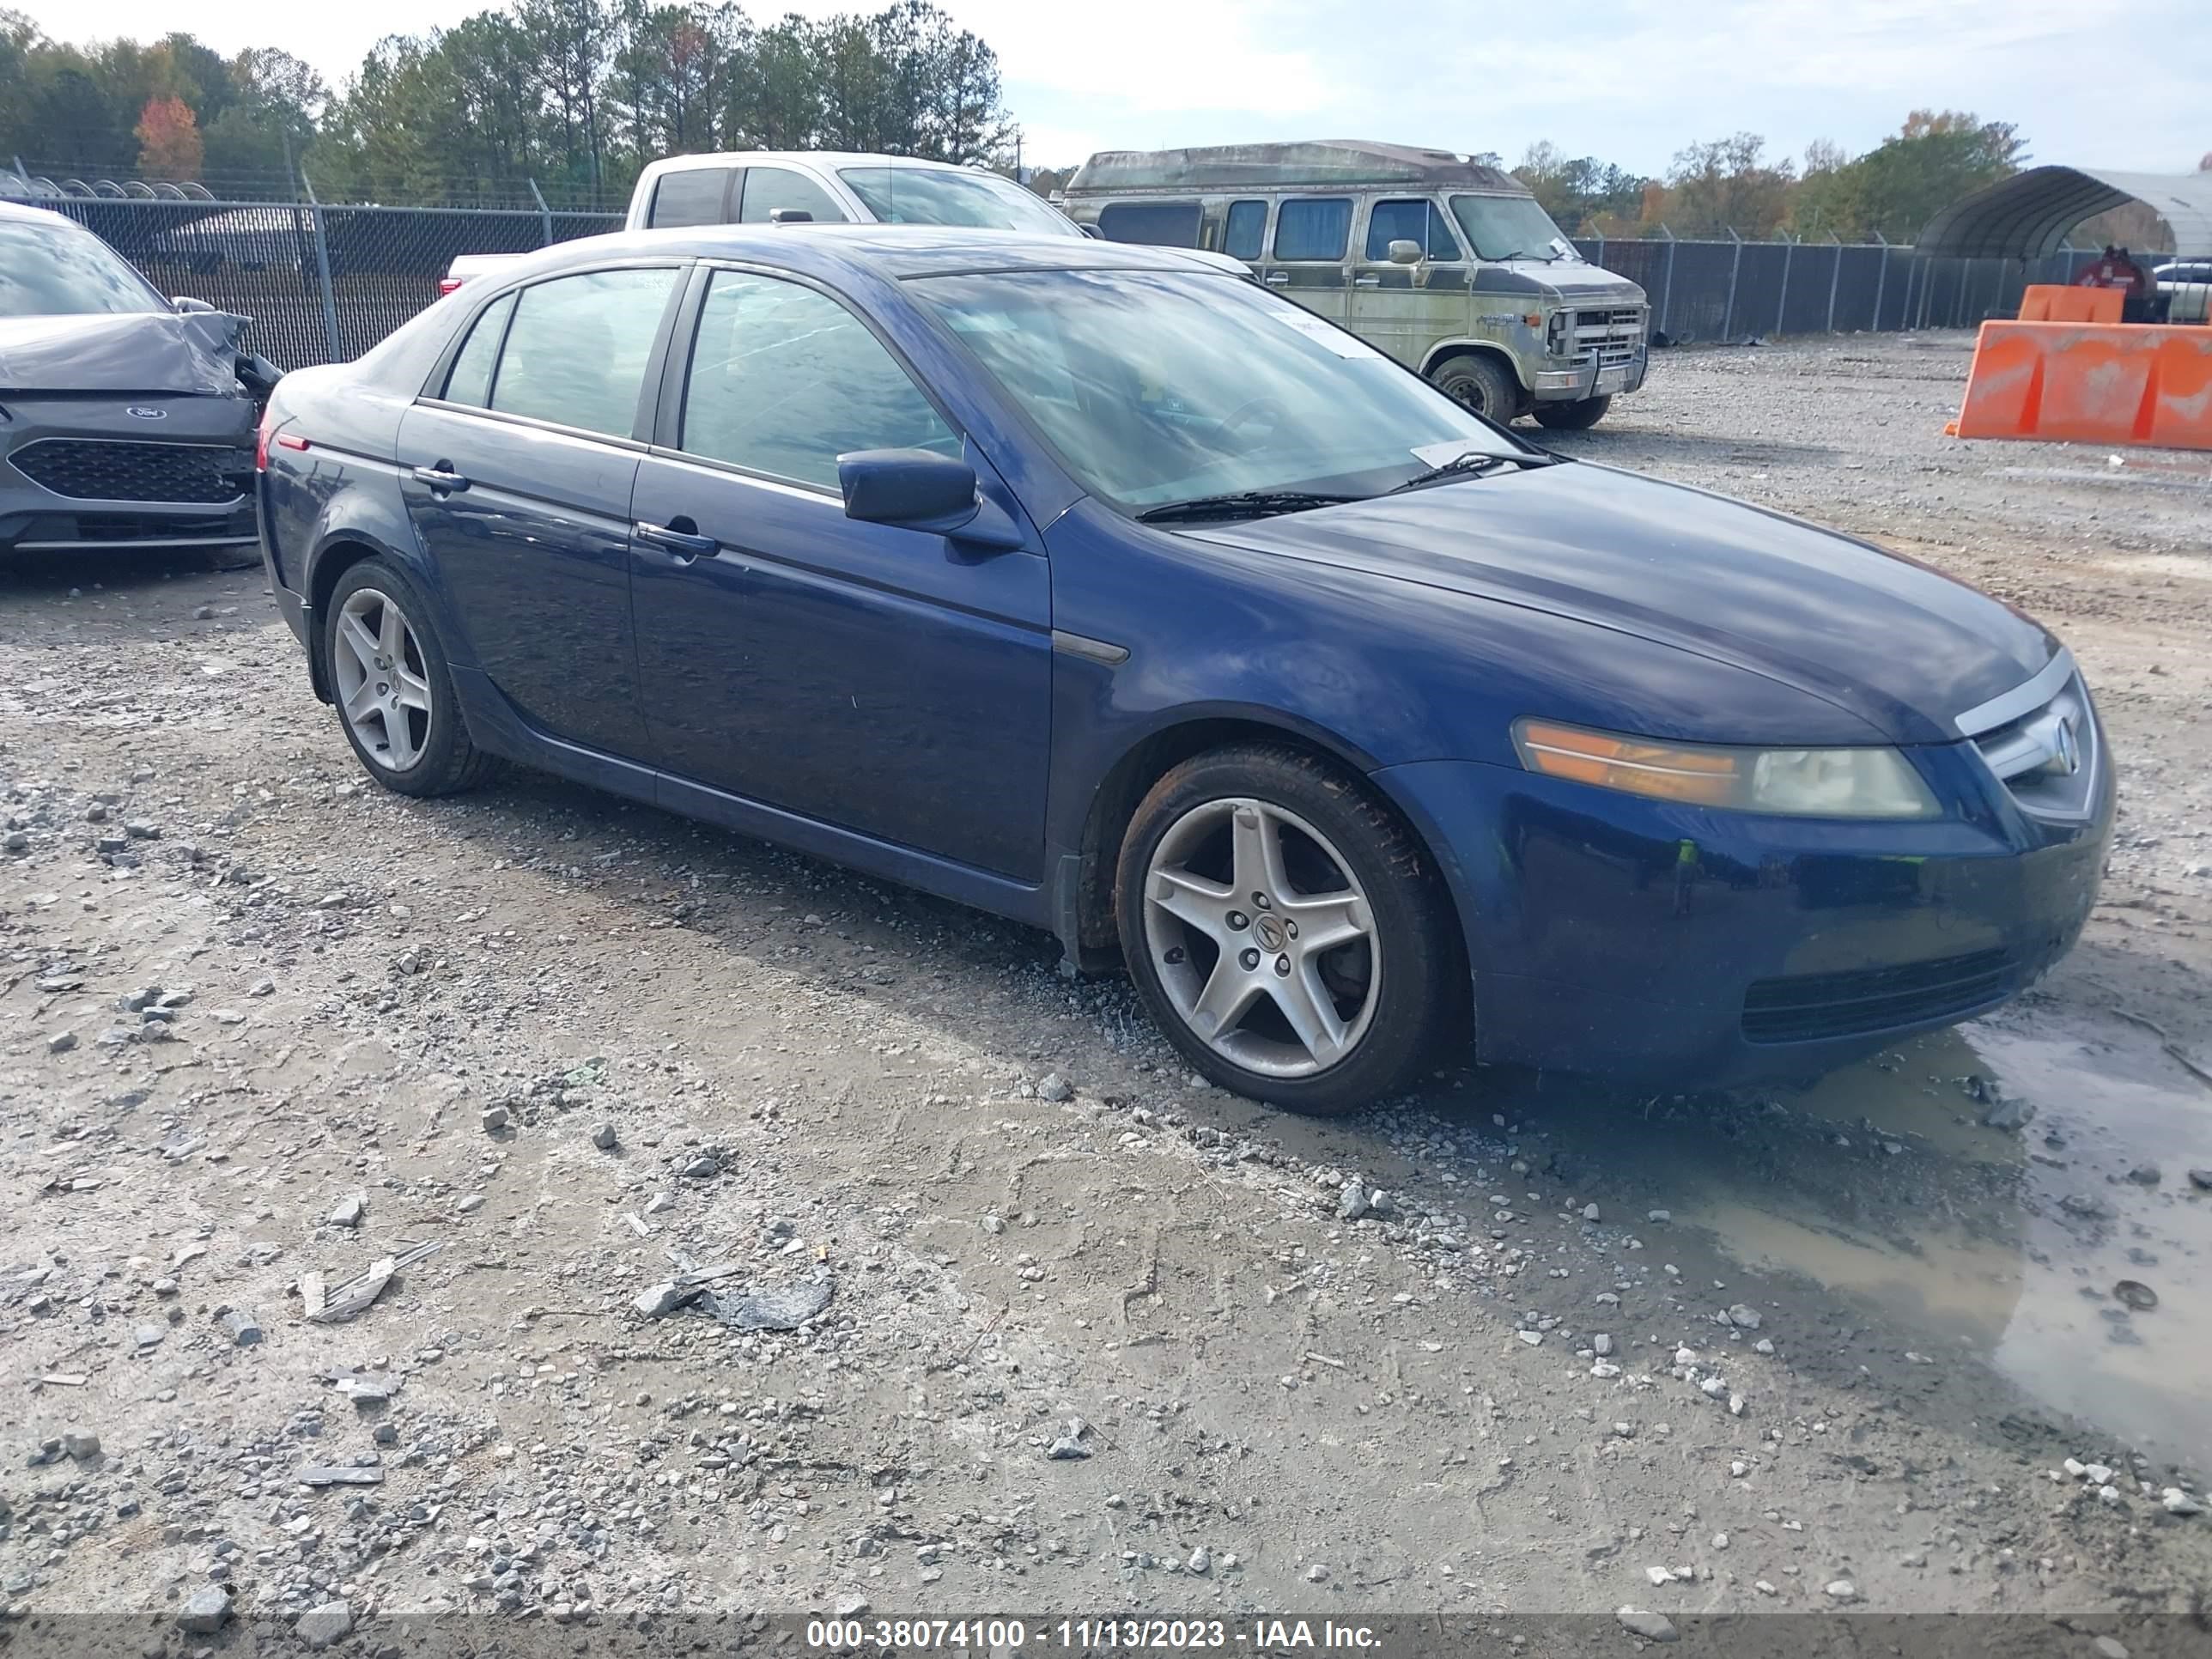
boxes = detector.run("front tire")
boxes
[1429,353,1522,423]
[1533,394,1612,431]
[323,557,494,798]
[1115,743,1464,1114]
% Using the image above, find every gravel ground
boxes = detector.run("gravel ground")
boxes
[3,331,2209,1649]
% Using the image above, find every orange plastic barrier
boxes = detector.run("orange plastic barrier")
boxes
[2016,283,2122,324]
[1947,320,2212,452]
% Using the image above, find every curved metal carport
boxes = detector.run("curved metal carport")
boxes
[1917,166,2212,259]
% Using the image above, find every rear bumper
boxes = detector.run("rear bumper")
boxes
[1375,744,2112,1087]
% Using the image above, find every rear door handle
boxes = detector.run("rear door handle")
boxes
[635,520,719,559]
[411,463,469,492]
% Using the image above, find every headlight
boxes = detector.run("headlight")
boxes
[1513,718,1940,818]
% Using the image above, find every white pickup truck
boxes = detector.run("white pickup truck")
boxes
[441,150,1250,293]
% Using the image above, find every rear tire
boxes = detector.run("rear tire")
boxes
[1114,742,1465,1115]
[1534,394,1613,431]
[1429,353,1522,423]
[323,557,495,798]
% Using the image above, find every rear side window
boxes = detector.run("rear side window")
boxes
[647,167,732,228]
[1274,198,1351,261]
[738,167,847,224]
[1365,199,1462,261]
[679,270,957,490]
[442,292,514,406]
[1223,199,1267,261]
[1097,201,1202,248]
[490,267,678,439]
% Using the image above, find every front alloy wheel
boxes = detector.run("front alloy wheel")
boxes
[1143,797,1381,1078]
[1115,744,1465,1114]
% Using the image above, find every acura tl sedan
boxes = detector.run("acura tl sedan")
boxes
[254,228,2110,1115]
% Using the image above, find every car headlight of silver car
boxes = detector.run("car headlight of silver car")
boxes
[1512,718,1941,818]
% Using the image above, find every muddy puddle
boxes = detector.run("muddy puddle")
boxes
[1467,1012,2212,1472]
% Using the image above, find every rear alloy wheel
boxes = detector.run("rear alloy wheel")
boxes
[324,558,494,798]
[1429,353,1521,422]
[1115,744,1463,1114]
[1533,394,1613,430]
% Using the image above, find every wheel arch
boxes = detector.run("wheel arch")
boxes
[1064,710,1468,987]
[301,531,408,705]
[1419,337,1528,388]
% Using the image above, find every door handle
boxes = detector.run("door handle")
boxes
[411,463,470,492]
[1353,274,1382,288]
[635,520,719,560]
[1263,271,1290,285]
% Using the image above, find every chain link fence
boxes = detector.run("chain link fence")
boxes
[26,186,2119,372]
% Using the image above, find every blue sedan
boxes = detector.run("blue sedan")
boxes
[253,228,2110,1114]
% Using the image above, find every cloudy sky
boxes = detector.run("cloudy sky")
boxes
[18,0,2208,176]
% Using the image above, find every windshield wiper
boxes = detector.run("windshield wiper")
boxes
[1389,451,1550,493]
[1135,489,1365,525]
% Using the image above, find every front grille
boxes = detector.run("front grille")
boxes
[1741,948,2014,1043]
[1969,672,2099,820]
[1570,305,1645,369]
[8,439,251,505]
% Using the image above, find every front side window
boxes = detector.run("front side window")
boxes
[1097,201,1203,248]
[1273,198,1352,261]
[1365,199,1462,262]
[0,219,167,316]
[1449,194,1576,263]
[738,167,848,224]
[837,166,1079,237]
[442,291,514,406]
[916,269,1516,511]
[647,167,732,228]
[680,270,957,490]
[1223,199,1267,262]
[489,267,678,439]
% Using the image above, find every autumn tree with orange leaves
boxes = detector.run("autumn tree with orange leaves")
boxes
[134,93,204,179]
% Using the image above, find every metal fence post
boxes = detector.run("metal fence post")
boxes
[1870,231,1889,331]
[1824,233,1843,332]
[1656,224,1676,339]
[1774,233,1794,338]
[300,173,343,365]
[1722,227,1743,342]
[528,178,553,248]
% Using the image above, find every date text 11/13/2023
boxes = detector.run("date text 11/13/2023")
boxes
[804,1618,1386,1650]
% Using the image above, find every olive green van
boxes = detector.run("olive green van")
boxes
[1060,140,1648,428]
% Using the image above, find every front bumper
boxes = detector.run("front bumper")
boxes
[1376,737,2112,1087]
[1,392,256,552]
[1531,348,1649,403]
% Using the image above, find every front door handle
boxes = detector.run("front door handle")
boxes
[411,463,469,492]
[1353,274,1382,288]
[1263,270,1290,286]
[635,520,719,559]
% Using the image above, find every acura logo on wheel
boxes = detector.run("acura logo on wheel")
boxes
[125,405,167,420]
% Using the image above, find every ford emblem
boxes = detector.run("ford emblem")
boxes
[125,405,167,420]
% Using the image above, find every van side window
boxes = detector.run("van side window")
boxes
[1273,198,1352,261]
[1097,201,1203,248]
[647,167,732,228]
[1365,199,1462,261]
[1223,200,1267,261]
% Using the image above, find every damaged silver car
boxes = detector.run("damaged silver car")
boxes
[1,199,278,562]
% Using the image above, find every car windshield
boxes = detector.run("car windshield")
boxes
[838,167,1079,237]
[0,218,167,317]
[913,268,1522,511]
[1449,194,1576,263]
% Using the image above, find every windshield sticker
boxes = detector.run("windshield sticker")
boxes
[1275,312,1383,359]
[1412,440,1495,468]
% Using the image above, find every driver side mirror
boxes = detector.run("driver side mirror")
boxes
[838,449,1027,551]
[172,295,219,312]
[1387,240,1425,265]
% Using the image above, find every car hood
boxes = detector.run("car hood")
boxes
[1185,460,2054,745]
[0,309,249,396]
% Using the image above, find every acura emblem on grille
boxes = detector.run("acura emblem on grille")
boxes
[125,406,167,420]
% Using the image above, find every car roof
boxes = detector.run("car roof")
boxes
[497,223,1236,284]
[0,198,77,228]
[643,151,993,177]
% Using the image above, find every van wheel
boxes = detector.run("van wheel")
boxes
[1534,395,1613,430]
[1430,353,1521,422]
